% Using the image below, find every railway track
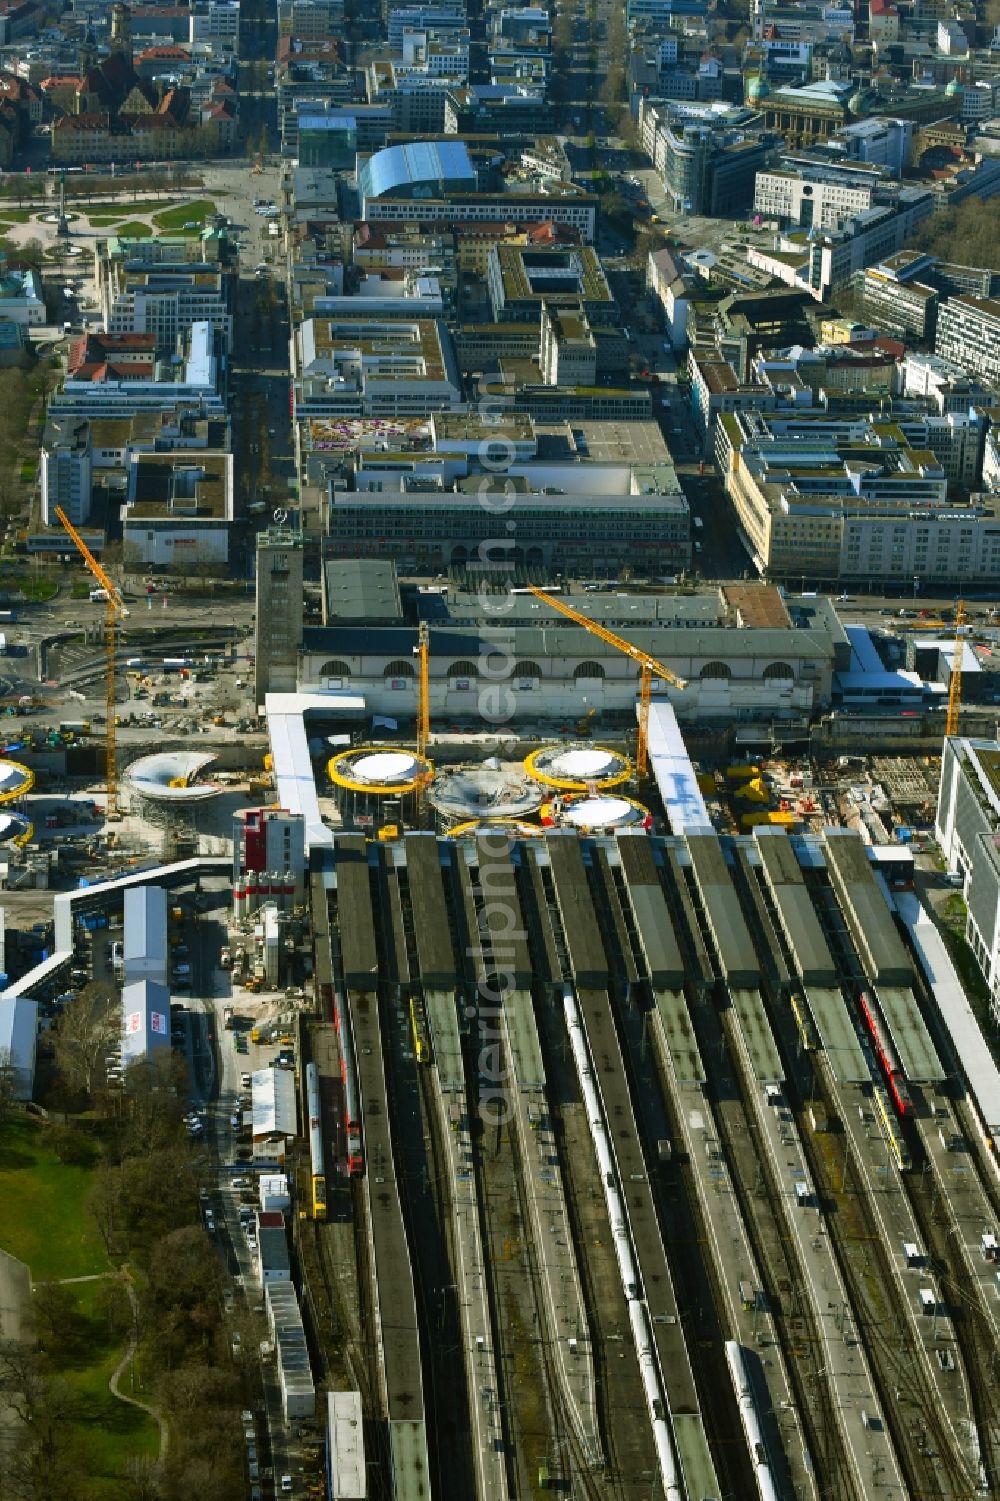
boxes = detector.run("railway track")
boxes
[477,1082,599,1501]
[709,1009,857,1501]
[530,987,648,1501]
[397,1022,477,1501]
[607,988,749,1500]
[804,1102,976,1501]
[350,1182,392,1499]
[905,1148,1000,1494]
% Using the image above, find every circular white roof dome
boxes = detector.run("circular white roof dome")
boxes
[561,795,637,828]
[550,748,616,779]
[353,751,418,783]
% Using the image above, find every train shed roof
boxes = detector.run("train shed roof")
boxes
[823,831,912,985]
[545,836,609,988]
[405,835,457,987]
[686,834,760,987]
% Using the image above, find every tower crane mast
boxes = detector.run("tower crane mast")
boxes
[524,585,686,775]
[945,599,967,740]
[55,507,129,819]
[416,621,430,758]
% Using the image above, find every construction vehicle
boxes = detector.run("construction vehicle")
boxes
[524,586,687,776]
[55,508,129,819]
[945,599,967,739]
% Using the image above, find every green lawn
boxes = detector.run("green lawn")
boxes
[54,1279,161,1496]
[111,220,153,238]
[152,199,215,233]
[15,572,59,602]
[0,1117,109,1280]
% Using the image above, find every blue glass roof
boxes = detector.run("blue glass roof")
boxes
[359,140,476,200]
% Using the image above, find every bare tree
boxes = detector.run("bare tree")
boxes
[52,981,120,1101]
[0,1046,20,1123]
[89,1158,127,1258]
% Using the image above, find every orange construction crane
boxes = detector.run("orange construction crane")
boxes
[525,585,686,776]
[944,599,967,740]
[416,620,430,757]
[55,507,129,819]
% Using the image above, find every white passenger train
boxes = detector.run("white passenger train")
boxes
[724,1340,779,1501]
[562,987,683,1501]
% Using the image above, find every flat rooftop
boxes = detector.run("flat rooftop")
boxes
[128,453,230,520]
[533,419,672,465]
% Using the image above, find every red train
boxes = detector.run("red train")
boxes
[333,987,365,1175]
[858,989,915,1118]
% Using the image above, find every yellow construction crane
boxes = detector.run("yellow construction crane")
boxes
[945,599,967,739]
[525,585,686,776]
[416,620,430,757]
[55,507,129,820]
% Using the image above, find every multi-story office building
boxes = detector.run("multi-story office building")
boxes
[443,81,553,137]
[292,317,463,419]
[326,481,689,574]
[716,409,1000,584]
[538,302,597,386]
[862,254,939,341]
[360,185,598,241]
[486,242,615,325]
[48,322,224,420]
[936,736,1000,1018]
[97,240,233,353]
[276,0,345,35]
[255,527,304,704]
[638,100,767,216]
[935,296,1000,390]
[123,450,234,566]
[749,187,935,298]
[40,416,92,526]
[753,167,876,229]
[293,103,393,161]
[0,260,44,326]
[189,0,240,51]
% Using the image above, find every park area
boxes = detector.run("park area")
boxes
[0,1116,159,1497]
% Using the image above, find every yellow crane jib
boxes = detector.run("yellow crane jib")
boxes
[54,507,129,819]
[524,585,687,777]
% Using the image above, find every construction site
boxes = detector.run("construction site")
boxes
[3,531,1000,1501]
